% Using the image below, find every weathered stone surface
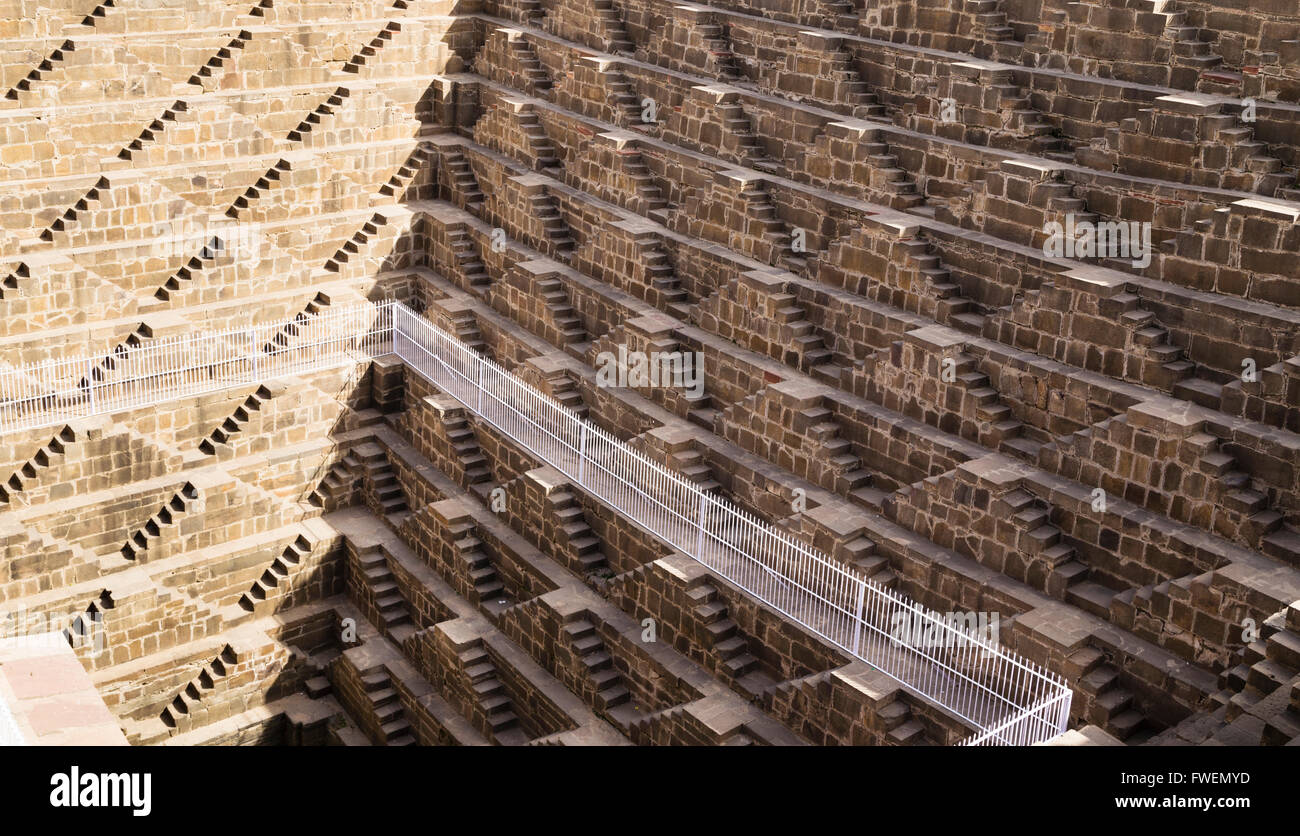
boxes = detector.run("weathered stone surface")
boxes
[2,0,1299,749]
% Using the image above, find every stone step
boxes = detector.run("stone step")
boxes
[1066,581,1117,618]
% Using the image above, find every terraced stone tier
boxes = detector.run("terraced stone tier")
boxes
[2,0,1299,745]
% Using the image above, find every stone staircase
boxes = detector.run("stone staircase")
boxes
[285,85,349,143]
[506,30,552,93]
[261,292,328,354]
[153,235,235,302]
[966,0,1015,43]
[858,132,926,210]
[1069,645,1150,742]
[1033,176,1103,236]
[1081,95,1293,196]
[686,580,776,696]
[1025,0,1223,82]
[948,353,1042,460]
[695,16,744,82]
[514,104,563,171]
[998,488,1091,600]
[446,225,492,293]
[844,536,900,589]
[547,375,589,419]
[303,675,332,700]
[1104,290,1204,394]
[114,96,278,181]
[198,386,273,456]
[767,668,926,743]
[4,38,77,101]
[880,699,929,744]
[324,214,382,273]
[994,86,1063,154]
[683,387,721,430]
[612,143,669,210]
[449,520,510,614]
[561,615,633,715]
[225,155,291,219]
[516,0,546,23]
[119,482,200,561]
[76,323,150,389]
[547,489,610,576]
[356,544,414,634]
[308,456,356,510]
[358,666,416,744]
[537,275,588,347]
[814,0,858,30]
[187,30,251,88]
[37,174,108,243]
[528,189,577,257]
[823,45,885,118]
[377,145,433,199]
[0,262,27,301]
[1262,526,1300,571]
[1219,604,1300,741]
[766,290,842,381]
[739,178,798,269]
[625,702,686,742]
[593,0,634,53]
[443,305,488,355]
[458,642,529,744]
[9,0,1300,753]
[942,62,1064,153]
[896,238,983,331]
[356,443,409,523]
[714,94,779,171]
[1197,439,1300,567]
[0,425,79,505]
[63,591,113,649]
[442,410,494,496]
[117,98,190,160]
[1151,2,1232,86]
[342,20,402,74]
[601,62,643,124]
[442,146,486,210]
[160,646,237,734]
[1112,570,1225,666]
[668,447,721,492]
[635,236,688,314]
[238,535,311,612]
[797,402,880,507]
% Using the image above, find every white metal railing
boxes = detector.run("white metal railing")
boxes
[0,303,393,436]
[390,304,1073,745]
[0,300,1072,745]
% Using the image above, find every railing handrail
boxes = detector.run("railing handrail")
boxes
[0,300,1073,744]
[390,303,1072,744]
[0,302,394,436]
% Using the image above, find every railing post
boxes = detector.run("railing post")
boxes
[694,491,707,559]
[248,330,259,382]
[851,579,866,656]
[393,305,405,362]
[396,304,405,360]
[476,358,483,415]
[389,305,398,360]
[576,422,588,486]
[85,357,96,415]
